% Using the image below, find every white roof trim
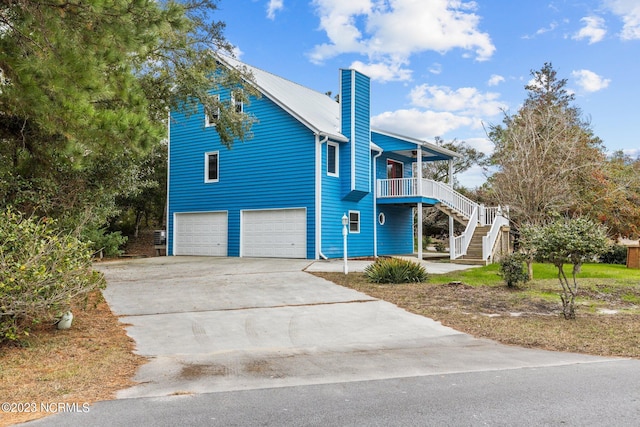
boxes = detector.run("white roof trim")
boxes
[371,128,462,158]
[218,55,348,142]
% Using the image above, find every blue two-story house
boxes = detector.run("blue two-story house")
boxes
[167,56,509,262]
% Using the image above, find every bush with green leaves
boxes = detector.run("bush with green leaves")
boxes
[528,216,609,319]
[599,245,628,265]
[82,227,128,258]
[0,209,106,343]
[498,253,530,288]
[364,257,428,284]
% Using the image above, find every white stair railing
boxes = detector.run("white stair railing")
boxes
[482,206,510,262]
[377,178,509,260]
[451,204,478,260]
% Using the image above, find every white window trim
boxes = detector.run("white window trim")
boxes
[205,95,220,127]
[386,158,404,178]
[348,210,360,234]
[327,142,339,177]
[232,90,243,113]
[378,212,386,226]
[205,151,219,183]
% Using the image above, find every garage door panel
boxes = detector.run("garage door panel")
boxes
[242,209,306,258]
[174,212,227,256]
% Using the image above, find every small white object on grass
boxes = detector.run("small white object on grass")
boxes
[56,311,74,330]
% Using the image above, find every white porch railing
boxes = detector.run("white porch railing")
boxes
[377,178,509,261]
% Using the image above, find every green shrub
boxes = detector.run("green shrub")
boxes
[365,257,428,284]
[434,241,447,253]
[0,209,106,343]
[82,227,128,257]
[498,253,530,288]
[599,245,628,265]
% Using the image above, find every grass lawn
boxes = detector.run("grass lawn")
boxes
[314,262,640,358]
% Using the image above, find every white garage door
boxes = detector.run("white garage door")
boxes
[174,212,227,256]
[242,208,307,258]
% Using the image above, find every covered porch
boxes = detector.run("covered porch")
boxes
[371,131,509,263]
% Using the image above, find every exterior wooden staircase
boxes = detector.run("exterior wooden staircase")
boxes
[435,198,510,265]
[378,177,510,264]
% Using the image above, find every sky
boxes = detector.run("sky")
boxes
[215,0,640,187]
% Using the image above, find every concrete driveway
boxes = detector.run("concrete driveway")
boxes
[96,257,615,399]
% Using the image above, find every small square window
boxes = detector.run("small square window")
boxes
[205,95,220,127]
[205,152,219,182]
[327,142,339,176]
[349,211,360,233]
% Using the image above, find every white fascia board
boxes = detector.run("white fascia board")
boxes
[371,127,462,159]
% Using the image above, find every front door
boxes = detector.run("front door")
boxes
[387,159,404,195]
[387,159,404,179]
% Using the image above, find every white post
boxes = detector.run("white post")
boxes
[448,158,454,260]
[342,213,349,274]
[417,202,423,261]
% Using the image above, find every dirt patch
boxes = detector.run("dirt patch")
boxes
[313,272,640,359]
[0,291,146,426]
[180,363,229,379]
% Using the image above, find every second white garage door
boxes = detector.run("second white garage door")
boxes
[242,208,307,258]
[174,212,228,256]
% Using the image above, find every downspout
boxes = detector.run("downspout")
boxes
[316,133,329,260]
[372,147,383,258]
[166,110,172,256]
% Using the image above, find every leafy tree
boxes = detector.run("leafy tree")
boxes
[0,0,257,233]
[421,137,486,185]
[574,151,640,239]
[526,217,609,319]
[487,63,605,228]
[112,142,168,237]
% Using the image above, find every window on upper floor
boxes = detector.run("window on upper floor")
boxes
[205,151,219,182]
[204,95,220,127]
[232,90,243,113]
[327,142,339,176]
[349,210,360,233]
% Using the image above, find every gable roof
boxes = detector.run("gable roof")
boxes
[219,55,460,159]
[219,55,346,142]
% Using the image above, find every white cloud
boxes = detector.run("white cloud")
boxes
[266,0,284,20]
[230,46,244,59]
[573,16,607,44]
[371,109,475,139]
[309,0,495,81]
[465,137,495,155]
[350,59,412,82]
[428,63,442,75]
[523,21,558,39]
[623,147,640,159]
[409,84,506,116]
[487,74,505,86]
[605,0,640,40]
[571,69,611,92]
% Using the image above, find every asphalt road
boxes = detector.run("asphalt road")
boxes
[26,359,640,426]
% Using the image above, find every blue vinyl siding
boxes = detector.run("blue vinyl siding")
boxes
[340,69,370,201]
[168,91,316,257]
[320,144,375,258]
[376,205,414,255]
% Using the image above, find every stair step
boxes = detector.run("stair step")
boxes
[451,258,488,266]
